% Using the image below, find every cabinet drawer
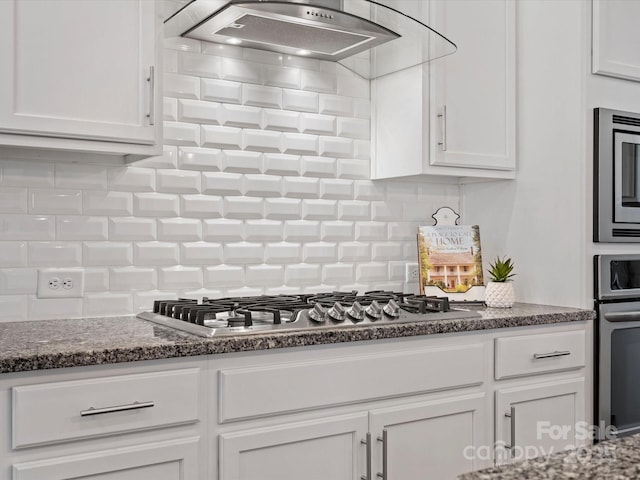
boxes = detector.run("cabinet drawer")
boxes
[495,330,585,380]
[12,368,200,449]
[219,344,484,422]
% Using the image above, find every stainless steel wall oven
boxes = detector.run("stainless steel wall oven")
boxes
[594,108,640,242]
[595,254,640,440]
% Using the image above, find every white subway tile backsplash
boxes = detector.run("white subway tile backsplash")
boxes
[356,222,387,241]
[263,109,300,132]
[203,219,244,242]
[84,242,132,266]
[322,263,354,283]
[319,94,353,117]
[179,51,222,78]
[0,241,27,267]
[0,268,37,294]
[283,177,320,199]
[337,74,370,99]
[181,194,224,218]
[263,154,301,176]
[164,36,201,53]
[354,181,384,201]
[0,161,54,188]
[178,147,223,171]
[108,167,155,192]
[202,172,244,196]
[265,242,301,264]
[201,125,242,149]
[0,188,28,213]
[337,118,369,140]
[222,57,263,84]
[302,157,337,178]
[321,221,354,241]
[164,73,200,99]
[55,164,107,190]
[133,242,179,266]
[204,265,244,288]
[372,242,405,261]
[83,268,109,292]
[110,267,157,291]
[282,89,318,113]
[156,169,201,194]
[83,293,133,317]
[353,99,370,119]
[356,262,388,281]
[180,241,223,265]
[243,129,282,153]
[222,151,263,174]
[159,266,203,290]
[245,264,284,287]
[29,189,82,215]
[178,99,221,125]
[224,242,264,264]
[133,290,177,313]
[244,219,284,242]
[58,217,108,241]
[164,49,178,73]
[201,78,243,104]
[134,193,180,217]
[302,199,339,223]
[0,295,27,322]
[388,222,417,241]
[0,215,55,240]
[221,104,262,129]
[320,179,353,200]
[338,159,370,180]
[83,191,132,216]
[319,136,353,158]
[244,174,282,197]
[281,133,318,155]
[300,114,336,135]
[264,66,301,89]
[202,42,242,59]
[371,201,402,222]
[284,220,320,242]
[339,200,370,221]
[223,197,263,219]
[354,140,371,161]
[109,217,156,241]
[164,121,201,146]
[339,241,371,262]
[135,146,179,170]
[285,263,321,285]
[243,48,283,66]
[29,297,82,321]
[158,218,202,242]
[303,242,337,263]
[283,55,321,71]
[243,84,282,108]
[301,70,337,94]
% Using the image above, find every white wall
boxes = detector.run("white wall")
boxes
[0,37,459,321]
[462,0,587,308]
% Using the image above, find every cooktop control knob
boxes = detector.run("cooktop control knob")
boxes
[328,302,346,322]
[309,303,327,323]
[365,300,383,320]
[383,299,400,318]
[347,301,365,321]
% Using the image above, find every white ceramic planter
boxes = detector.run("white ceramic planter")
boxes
[485,281,515,308]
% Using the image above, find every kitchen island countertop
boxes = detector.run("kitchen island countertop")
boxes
[0,302,594,374]
[459,434,640,480]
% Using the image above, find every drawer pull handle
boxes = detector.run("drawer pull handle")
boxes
[533,350,571,359]
[361,432,371,480]
[376,429,387,480]
[147,66,155,126]
[80,400,155,417]
[505,406,516,458]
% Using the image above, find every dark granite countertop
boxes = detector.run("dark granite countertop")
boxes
[459,434,640,480]
[0,303,594,374]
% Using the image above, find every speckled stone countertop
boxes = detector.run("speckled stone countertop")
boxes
[459,434,640,480]
[0,303,594,374]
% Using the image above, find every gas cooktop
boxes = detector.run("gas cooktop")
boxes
[137,291,482,338]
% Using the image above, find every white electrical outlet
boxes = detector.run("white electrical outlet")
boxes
[37,269,84,299]
[405,263,420,283]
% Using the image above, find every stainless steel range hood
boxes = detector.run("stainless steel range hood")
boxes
[164,0,457,79]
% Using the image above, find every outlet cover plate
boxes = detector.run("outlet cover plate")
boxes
[405,263,420,283]
[37,269,84,299]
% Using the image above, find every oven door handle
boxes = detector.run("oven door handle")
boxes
[603,311,640,323]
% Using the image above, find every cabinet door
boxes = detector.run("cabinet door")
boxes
[495,378,585,466]
[368,393,489,480]
[429,0,515,170]
[0,0,157,144]
[219,413,368,480]
[12,437,200,480]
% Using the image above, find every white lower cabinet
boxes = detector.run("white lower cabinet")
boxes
[220,414,368,480]
[12,437,200,480]
[495,378,585,466]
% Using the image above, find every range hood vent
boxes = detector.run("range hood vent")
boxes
[165,0,457,79]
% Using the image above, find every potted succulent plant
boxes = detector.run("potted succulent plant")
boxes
[485,256,516,308]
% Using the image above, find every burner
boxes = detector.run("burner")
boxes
[138,291,481,337]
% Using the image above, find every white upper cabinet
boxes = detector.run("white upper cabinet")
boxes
[0,0,162,162]
[592,0,640,82]
[372,0,516,179]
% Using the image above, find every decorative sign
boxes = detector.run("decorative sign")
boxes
[417,207,485,300]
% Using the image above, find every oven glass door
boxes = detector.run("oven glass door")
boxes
[614,131,640,223]
[611,326,640,433]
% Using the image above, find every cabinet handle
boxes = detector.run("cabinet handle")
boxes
[147,66,155,126]
[376,429,387,480]
[504,406,516,458]
[437,105,447,151]
[80,400,155,417]
[533,350,571,359]
[361,433,371,480]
